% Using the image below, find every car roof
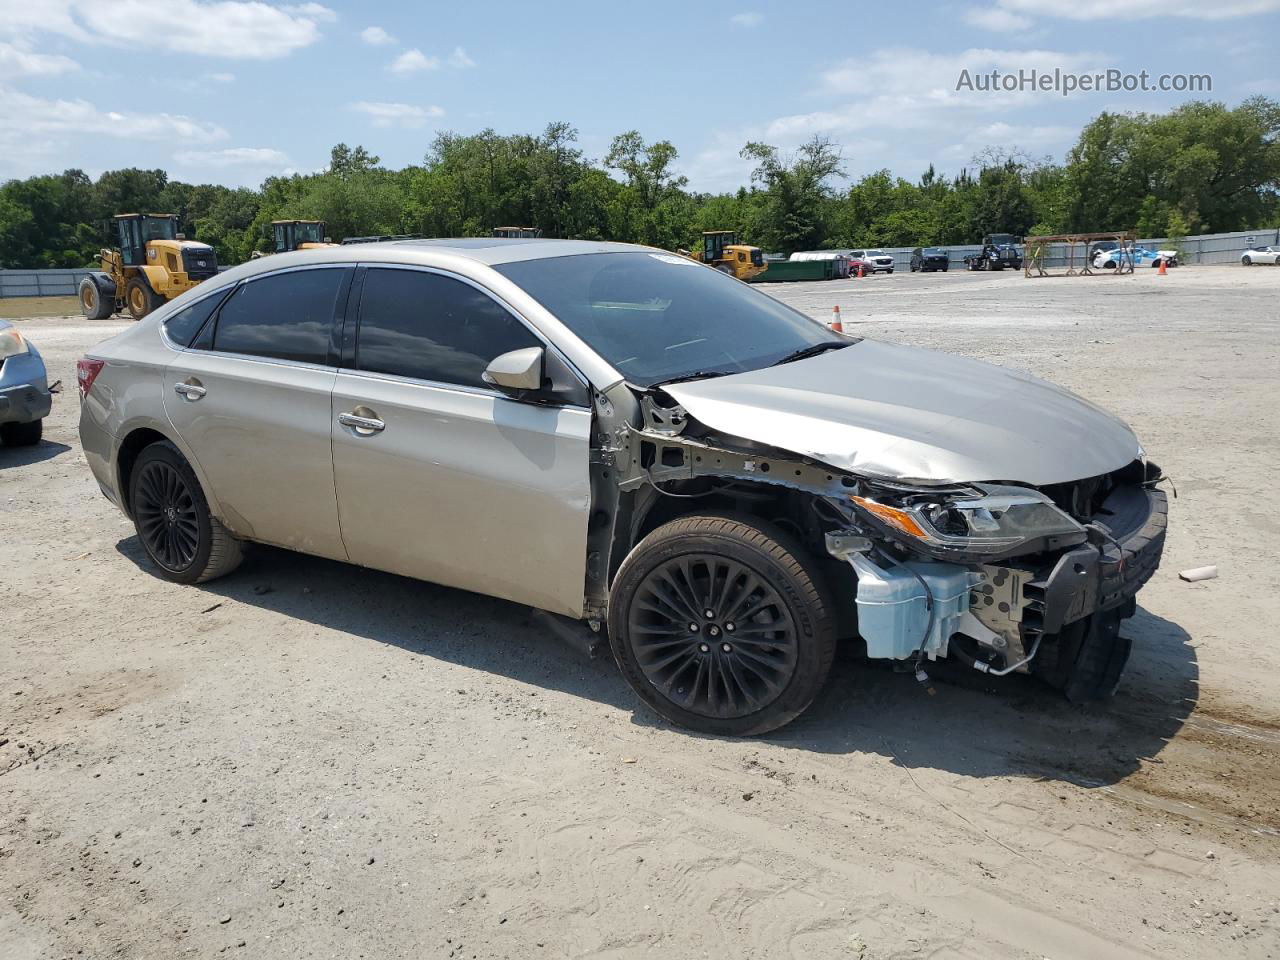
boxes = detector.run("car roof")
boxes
[337,237,651,265]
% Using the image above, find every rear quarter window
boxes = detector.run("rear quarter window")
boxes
[164,290,227,347]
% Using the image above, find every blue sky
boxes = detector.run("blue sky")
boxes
[0,0,1276,192]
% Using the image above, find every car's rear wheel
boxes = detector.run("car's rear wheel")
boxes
[1243,255,1252,266]
[608,513,836,736]
[0,419,42,447]
[129,441,242,584]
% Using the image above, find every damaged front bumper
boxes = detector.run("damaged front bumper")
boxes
[838,482,1168,674]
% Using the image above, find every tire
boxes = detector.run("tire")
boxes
[125,277,161,320]
[608,513,837,736]
[1243,256,1252,266]
[0,419,42,447]
[78,276,115,320]
[910,262,918,272]
[128,440,242,584]
[1032,608,1132,702]
[941,264,949,272]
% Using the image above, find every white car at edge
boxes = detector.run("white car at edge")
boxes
[1241,244,1280,265]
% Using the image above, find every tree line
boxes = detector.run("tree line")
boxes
[1,97,1276,270]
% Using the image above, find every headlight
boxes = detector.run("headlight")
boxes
[0,327,29,361]
[848,482,1086,556]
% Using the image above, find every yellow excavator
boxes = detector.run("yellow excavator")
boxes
[689,230,766,280]
[79,214,218,320]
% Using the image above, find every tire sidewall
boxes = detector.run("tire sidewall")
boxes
[608,516,834,737]
[130,441,216,584]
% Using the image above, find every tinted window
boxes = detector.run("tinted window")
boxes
[164,290,226,347]
[493,252,844,388]
[212,268,345,364]
[356,268,539,389]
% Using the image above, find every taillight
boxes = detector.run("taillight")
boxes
[77,358,105,398]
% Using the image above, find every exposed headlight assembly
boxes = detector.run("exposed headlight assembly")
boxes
[847,482,1087,557]
[0,326,29,361]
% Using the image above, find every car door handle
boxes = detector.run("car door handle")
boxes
[338,412,385,434]
[173,382,206,400]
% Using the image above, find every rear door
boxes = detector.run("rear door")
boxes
[164,264,352,560]
[331,265,593,617]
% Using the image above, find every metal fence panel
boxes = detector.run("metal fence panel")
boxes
[0,269,94,298]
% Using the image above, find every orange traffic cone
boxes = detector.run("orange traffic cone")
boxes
[1157,259,1167,276]
[857,262,866,278]
[830,305,844,333]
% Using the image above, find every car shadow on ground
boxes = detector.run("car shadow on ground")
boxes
[0,439,71,468]
[116,537,1197,789]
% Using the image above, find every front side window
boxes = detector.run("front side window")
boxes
[212,267,345,364]
[355,268,540,389]
[494,252,845,388]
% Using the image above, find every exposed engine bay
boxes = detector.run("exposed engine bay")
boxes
[587,385,1168,700]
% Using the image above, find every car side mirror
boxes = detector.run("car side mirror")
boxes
[482,346,545,393]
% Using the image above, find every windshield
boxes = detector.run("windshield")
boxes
[141,217,177,241]
[297,222,324,243]
[494,252,845,387]
[865,249,886,256]
[988,234,1015,245]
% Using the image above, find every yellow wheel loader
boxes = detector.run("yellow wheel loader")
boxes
[271,220,335,252]
[79,214,218,321]
[689,231,766,281]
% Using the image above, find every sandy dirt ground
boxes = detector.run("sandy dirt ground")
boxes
[2,264,1279,959]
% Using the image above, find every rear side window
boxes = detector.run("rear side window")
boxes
[355,268,540,389]
[164,290,226,347]
[212,267,346,364]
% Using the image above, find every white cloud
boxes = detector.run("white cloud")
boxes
[389,48,439,74]
[360,25,395,45]
[173,147,289,168]
[0,0,334,60]
[962,8,1033,32]
[813,47,1108,119]
[0,86,227,145]
[0,40,79,77]
[977,0,1280,24]
[204,71,235,83]
[281,2,336,20]
[730,12,763,27]
[446,46,476,68]
[351,101,445,128]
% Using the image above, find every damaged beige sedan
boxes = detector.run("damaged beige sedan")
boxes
[78,239,1167,735]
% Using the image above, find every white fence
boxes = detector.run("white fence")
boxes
[782,227,1280,272]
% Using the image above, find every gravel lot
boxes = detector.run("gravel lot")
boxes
[3,264,1279,959]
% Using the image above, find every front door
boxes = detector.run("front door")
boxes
[331,265,593,617]
[164,265,352,560]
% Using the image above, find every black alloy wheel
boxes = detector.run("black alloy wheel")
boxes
[627,553,800,720]
[134,458,201,573]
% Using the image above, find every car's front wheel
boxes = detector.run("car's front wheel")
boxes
[1243,255,1252,266]
[608,514,837,736]
[129,440,242,584]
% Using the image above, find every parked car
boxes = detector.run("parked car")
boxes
[1241,244,1280,265]
[0,320,52,447]
[910,247,949,272]
[79,239,1167,736]
[1092,244,1178,270]
[859,249,896,274]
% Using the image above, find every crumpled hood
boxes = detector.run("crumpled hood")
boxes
[662,339,1141,486]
